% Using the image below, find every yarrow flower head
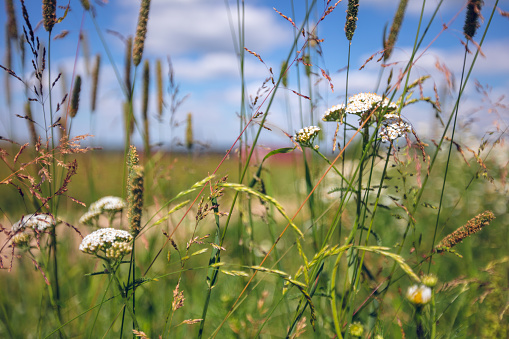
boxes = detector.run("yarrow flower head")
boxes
[349,321,364,337]
[378,113,412,142]
[406,284,432,306]
[80,196,126,226]
[79,228,133,260]
[294,126,321,148]
[323,92,398,123]
[12,213,55,233]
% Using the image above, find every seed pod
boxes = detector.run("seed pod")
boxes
[464,0,483,39]
[43,0,56,33]
[133,0,151,66]
[345,0,359,41]
[70,75,82,118]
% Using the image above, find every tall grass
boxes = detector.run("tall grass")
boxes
[0,1,508,338]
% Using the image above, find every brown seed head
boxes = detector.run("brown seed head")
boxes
[42,0,56,33]
[133,0,151,66]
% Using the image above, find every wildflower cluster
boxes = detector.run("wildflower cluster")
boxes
[79,228,133,260]
[12,214,55,232]
[294,126,321,148]
[79,196,126,225]
[378,113,412,142]
[322,92,398,122]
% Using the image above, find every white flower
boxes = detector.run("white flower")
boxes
[89,196,126,213]
[378,113,412,142]
[322,104,345,122]
[294,126,321,147]
[79,228,133,260]
[79,209,102,225]
[12,213,55,232]
[323,93,398,123]
[406,284,432,305]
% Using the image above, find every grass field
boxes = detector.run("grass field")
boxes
[1,1,508,338]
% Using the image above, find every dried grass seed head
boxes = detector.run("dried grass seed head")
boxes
[464,0,483,39]
[133,0,151,66]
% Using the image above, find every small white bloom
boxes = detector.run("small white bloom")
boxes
[406,284,432,305]
[79,228,133,259]
[294,126,321,147]
[89,196,126,213]
[12,213,55,232]
[378,113,412,142]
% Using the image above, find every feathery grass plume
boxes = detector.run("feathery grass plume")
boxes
[25,102,38,146]
[142,60,151,157]
[132,0,151,67]
[5,0,18,40]
[186,112,193,151]
[156,59,163,118]
[280,60,288,87]
[124,36,133,98]
[91,54,101,112]
[384,0,408,60]
[70,75,82,118]
[464,0,483,39]
[345,0,359,41]
[436,210,495,251]
[80,0,90,11]
[42,0,56,33]
[127,146,143,236]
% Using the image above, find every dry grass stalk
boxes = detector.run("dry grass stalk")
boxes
[345,0,359,41]
[436,210,495,251]
[5,0,18,40]
[186,112,193,152]
[384,0,409,60]
[24,102,38,146]
[142,60,150,157]
[464,0,483,39]
[124,36,133,98]
[70,75,82,118]
[43,0,56,33]
[156,59,163,118]
[133,0,151,66]
[91,54,101,112]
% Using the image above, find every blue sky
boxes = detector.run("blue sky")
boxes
[1,0,508,151]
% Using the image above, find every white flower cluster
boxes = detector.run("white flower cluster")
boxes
[79,228,133,260]
[294,126,321,147]
[406,284,432,306]
[322,93,398,122]
[378,113,412,142]
[80,196,126,225]
[12,213,55,232]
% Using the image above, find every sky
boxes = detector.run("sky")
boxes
[1,0,508,152]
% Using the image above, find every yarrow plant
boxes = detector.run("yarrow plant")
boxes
[12,213,56,232]
[294,126,321,148]
[322,92,398,123]
[79,227,133,260]
[79,196,126,226]
[378,113,412,142]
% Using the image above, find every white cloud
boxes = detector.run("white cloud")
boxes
[118,0,292,57]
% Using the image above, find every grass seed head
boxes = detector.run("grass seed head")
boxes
[345,0,359,41]
[436,210,494,251]
[384,0,409,60]
[70,75,82,118]
[186,112,193,151]
[42,0,56,33]
[133,0,151,66]
[80,0,90,11]
[464,0,483,39]
[156,59,163,117]
[128,164,144,237]
[5,0,18,40]
[91,54,101,112]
